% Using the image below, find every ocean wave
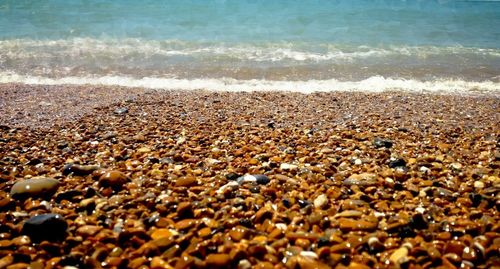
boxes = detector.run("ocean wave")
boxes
[1,72,498,95]
[1,38,499,63]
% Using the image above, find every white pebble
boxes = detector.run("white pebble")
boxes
[474,181,485,189]
[314,194,328,208]
[300,251,318,259]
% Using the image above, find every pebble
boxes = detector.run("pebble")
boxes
[473,181,484,189]
[338,218,378,231]
[280,163,298,170]
[98,170,129,189]
[114,107,128,114]
[389,247,408,265]
[373,138,393,148]
[22,214,67,242]
[343,173,377,186]
[10,177,59,199]
[313,194,328,208]
[0,90,498,269]
[62,163,99,176]
[151,229,173,240]
[76,225,102,237]
[205,253,231,267]
[237,174,270,185]
[388,158,406,168]
[175,176,198,187]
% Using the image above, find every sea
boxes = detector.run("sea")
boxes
[0,0,499,93]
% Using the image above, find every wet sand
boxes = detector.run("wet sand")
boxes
[0,83,499,268]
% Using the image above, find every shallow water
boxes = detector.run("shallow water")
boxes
[0,0,499,92]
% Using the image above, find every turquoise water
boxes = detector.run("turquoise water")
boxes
[0,0,499,92]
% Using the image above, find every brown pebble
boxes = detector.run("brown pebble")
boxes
[174,255,194,269]
[174,219,197,231]
[205,253,231,267]
[175,176,198,187]
[98,170,129,189]
[389,247,408,265]
[10,177,59,199]
[176,202,193,218]
[151,229,173,240]
[76,225,102,237]
[197,227,211,238]
[229,226,247,242]
[5,263,29,269]
[150,257,172,269]
[254,207,273,223]
[338,218,378,231]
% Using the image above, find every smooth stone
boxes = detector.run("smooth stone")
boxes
[10,177,59,199]
[313,194,328,208]
[150,257,170,269]
[280,163,298,170]
[175,176,198,187]
[338,218,378,231]
[205,253,231,267]
[0,255,13,269]
[76,225,102,237]
[334,210,363,218]
[151,229,173,240]
[229,226,248,242]
[22,214,67,242]
[237,174,270,185]
[343,173,377,186]
[98,171,129,189]
[389,247,408,265]
[473,181,485,189]
[373,138,393,148]
[174,219,197,230]
[114,107,128,114]
[137,147,151,153]
[389,158,406,168]
[176,202,193,218]
[62,164,99,176]
[254,207,273,223]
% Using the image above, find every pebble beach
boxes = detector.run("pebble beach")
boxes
[0,84,499,268]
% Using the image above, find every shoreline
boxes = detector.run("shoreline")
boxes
[1,83,499,129]
[0,83,499,268]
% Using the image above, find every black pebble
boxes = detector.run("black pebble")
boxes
[26,158,43,166]
[254,174,270,185]
[282,198,291,208]
[410,213,428,230]
[373,138,393,149]
[22,214,67,242]
[470,193,483,207]
[226,172,240,181]
[389,158,406,168]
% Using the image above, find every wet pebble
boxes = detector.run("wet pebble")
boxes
[343,173,377,186]
[373,138,393,148]
[22,214,67,242]
[114,107,128,114]
[10,177,59,200]
[175,176,198,187]
[313,194,328,208]
[63,163,99,176]
[98,170,129,190]
[205,253,231,267]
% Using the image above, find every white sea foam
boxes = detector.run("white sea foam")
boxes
[1,38,499,63]
[1,72,498,95]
